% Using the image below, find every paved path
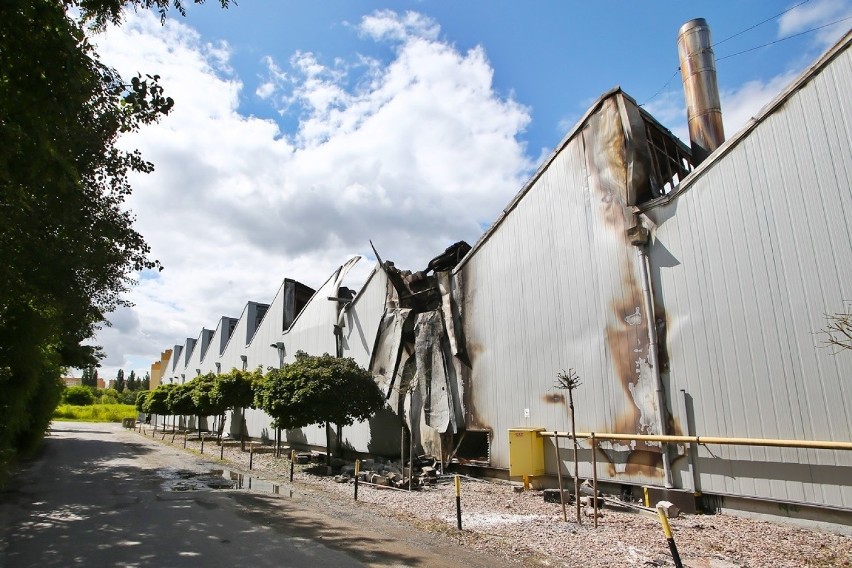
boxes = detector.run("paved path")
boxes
[0,422,510,568]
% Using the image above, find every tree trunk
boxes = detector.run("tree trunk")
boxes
[569,390,581,524]
[325,422,332,466]
[239,408,246,452]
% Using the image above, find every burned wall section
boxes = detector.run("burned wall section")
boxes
[369,242,471,464]
[451,90,684,486]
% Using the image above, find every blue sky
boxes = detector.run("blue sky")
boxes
[87,0,851,379]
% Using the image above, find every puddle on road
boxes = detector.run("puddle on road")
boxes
[159,468,291,496]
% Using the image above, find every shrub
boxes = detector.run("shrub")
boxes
[63,386,95,406]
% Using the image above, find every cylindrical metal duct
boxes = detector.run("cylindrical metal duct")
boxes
[678,18,725,164]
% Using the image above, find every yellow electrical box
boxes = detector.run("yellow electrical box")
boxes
[508,427,545,477]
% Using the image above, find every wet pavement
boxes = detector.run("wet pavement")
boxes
[0,422,510,568]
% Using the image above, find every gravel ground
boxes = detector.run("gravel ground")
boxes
[138,427,852,567]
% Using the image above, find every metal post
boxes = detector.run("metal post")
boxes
[554,433,568,522]
[591,433,598,528]
[354,459,360,501]
[455,475,462,530]
[220,441,224,460]
[290,450,295,483]
[656,503,683,568]
[201,434,204,454]
[249,444,254,470]
[184,431,187,449]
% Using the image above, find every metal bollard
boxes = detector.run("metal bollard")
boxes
[656,503,683,568]
[249,444,254,470]
[354,459,361,501]
[220,441,224,460]
[200,434,205,454]
[290,450,295,483]
[183,431,187,449]
[455,475,462,530]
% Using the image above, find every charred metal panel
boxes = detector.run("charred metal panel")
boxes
[645,36,852,508]
[456,91,674,485]
[369,307,413,398]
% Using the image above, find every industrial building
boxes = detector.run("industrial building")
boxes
[150,25,852,524]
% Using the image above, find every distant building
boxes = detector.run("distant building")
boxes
[62,376,81,387]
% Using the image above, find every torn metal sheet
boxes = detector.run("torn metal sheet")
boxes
[415,311,452,433]
[368,308,412,398]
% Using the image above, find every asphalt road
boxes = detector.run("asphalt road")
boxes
[0,422,509,568]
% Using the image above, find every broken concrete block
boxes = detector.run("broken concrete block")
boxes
[656,500,680,519]
[333,474,350,483]
[295,453,311,464]
[543,489,573,503]
[579,496,603,508]
[512,485,524,494]
[584,507,603,519]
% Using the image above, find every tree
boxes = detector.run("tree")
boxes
[166,382,197,434]
[92,369,100,388]
[141,372,150,391]
[822,310,852,353]
[145,384,173,431]
[63,386,95,406]
[555,369,583,525]
[0,0,228,476]
[257,352,384,463]
[127,370,137,391]
[213,369,259,450]
[191,373,226,439]
[115,369,125,393]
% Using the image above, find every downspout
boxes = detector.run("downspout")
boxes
[631,226,674,488]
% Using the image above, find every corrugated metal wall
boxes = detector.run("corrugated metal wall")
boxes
[457,93,667,486]
[645,41,852,508]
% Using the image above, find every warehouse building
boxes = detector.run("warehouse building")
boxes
[151,27,852,524]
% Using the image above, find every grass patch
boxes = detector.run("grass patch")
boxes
[53,404,137,423]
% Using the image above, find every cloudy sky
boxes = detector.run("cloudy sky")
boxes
[86,0,852,380]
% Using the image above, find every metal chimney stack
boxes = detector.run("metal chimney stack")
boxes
[678,18,725,164]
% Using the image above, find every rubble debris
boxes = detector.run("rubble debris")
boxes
[656,500,680,519]
[543,489,574,504]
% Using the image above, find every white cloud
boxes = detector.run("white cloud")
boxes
[89,10,532,379]
[778,0,852,49]
[357,10,440,42]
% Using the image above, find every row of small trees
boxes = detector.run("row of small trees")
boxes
[137,352,384,460]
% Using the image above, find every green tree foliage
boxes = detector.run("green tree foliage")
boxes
[135,390,149,413]
[81,367,95,388]
[255,352,384,461]
[191,373,227,438]
[145,384,172,430]
[213,368,259,448]
[127,370,137,391]
[0,0,227,478]
[166,382,197,419]
[63,386,96,406]
[115,369,125,393]
[141,372,150,391]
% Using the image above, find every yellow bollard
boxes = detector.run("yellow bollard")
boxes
[455,475,462,530]
[354,459,361,501]
[656,503,683,568]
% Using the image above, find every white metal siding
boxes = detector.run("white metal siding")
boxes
[649,44,852,508]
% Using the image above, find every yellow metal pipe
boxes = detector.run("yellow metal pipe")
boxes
[538,431,852,451]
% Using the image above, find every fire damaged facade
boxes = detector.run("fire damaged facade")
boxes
[152,28,852,517]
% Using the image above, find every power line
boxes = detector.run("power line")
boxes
[640,69,680,107]
[641,13,851,106]
[712,0,811,48]
[717,16,852,62]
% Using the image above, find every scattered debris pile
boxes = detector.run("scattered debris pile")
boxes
[330,455,442,490]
